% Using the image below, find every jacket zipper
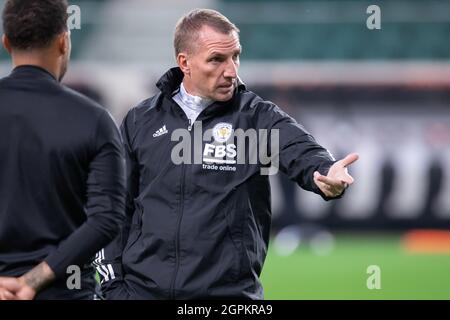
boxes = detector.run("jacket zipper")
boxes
[170,119,192,299]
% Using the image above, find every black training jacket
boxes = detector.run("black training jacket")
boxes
[0,65,125,297]
[99,67,338,299]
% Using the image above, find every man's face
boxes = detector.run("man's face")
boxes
[181,26,241,102]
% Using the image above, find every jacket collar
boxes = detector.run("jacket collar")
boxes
[11,65,57,82]
[156,67,247,98]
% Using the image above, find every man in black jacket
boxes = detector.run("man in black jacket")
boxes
[0,0,125,300]
[99,9,358,299]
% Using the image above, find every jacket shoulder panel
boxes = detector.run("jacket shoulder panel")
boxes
[122,93,163,147]
[237,90,278,113]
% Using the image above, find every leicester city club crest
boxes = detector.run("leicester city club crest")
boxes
[212,122,233,143]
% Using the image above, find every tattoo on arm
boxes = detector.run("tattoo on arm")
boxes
[23,262,55,292]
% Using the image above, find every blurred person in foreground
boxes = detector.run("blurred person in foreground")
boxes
[99,9,358,299]
[0,0,125,300]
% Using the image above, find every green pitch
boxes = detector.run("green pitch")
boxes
[261,233,450,299]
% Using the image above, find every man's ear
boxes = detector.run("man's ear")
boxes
[2,35,12,54]
[58,31,70,55]
[177,52,190,76]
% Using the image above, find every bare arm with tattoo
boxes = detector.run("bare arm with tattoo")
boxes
[0,262,55,300]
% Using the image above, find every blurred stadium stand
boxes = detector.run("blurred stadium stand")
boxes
[218,0,450,60]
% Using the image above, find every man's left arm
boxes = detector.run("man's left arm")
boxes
[257,102,358,199]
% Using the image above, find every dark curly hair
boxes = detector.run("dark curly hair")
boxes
[2,0,68,50]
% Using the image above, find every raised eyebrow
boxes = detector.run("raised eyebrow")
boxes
[209,52,227,58]
[208,47,242,57]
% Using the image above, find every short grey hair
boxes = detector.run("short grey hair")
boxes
[174,8,240,56]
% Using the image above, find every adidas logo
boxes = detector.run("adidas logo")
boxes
[153,125,168,137]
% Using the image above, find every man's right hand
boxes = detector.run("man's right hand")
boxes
[0,276,37,300]
[0,261,55,300]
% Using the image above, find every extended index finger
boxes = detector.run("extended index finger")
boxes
[341,153,359,168]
